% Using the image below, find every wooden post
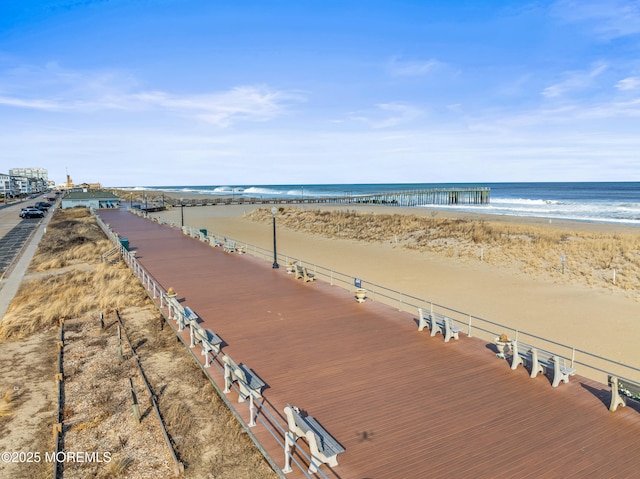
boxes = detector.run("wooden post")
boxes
[117,325,123,361]
[129,377,141,423]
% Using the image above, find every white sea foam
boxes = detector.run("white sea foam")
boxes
[243,186,284,195]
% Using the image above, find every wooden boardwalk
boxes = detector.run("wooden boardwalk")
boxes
[99,209,640,479]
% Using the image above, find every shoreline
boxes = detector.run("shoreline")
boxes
[142,188,640,235]
[113,185,640,232]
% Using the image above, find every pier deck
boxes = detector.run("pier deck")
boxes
[145,187,491,209]
[99,208,640,479]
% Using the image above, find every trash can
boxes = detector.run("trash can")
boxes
[119,237,129,251]
[199,228,207,236]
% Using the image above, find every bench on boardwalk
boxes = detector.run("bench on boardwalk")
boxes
[283,405,345,475]
[294,265,315,282]
[417,308,462,342]
[208,235,224,247]
[184,306,198,322]
[188,320,222,368]
[608,376,640,412]
[223,239,237,253]
[222,355,265,427]
[510,341,576,387]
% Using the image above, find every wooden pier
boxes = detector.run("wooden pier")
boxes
[134,187,490,209]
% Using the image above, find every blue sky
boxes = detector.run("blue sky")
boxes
[1,0,639,186]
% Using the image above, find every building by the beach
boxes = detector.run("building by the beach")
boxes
[61,190,121,209]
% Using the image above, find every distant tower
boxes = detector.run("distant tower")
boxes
[65,168,74,188]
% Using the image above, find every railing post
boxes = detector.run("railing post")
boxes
[189,323,196,348]
[467,315,473,337]
[249,394,257,427]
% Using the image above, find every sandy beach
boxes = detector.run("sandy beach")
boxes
[141,191,640,374]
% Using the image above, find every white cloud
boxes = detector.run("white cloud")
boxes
[0,63,303,126]
[552,0,640,39]
[349,102,424,128]
[387,56,444,77]
[541,63,608,98]
[616,76,640,90]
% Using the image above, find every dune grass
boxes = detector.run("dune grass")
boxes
[0,208,150,340]
[0,391,17,418]
[29,207,113,273]
[245,207,640,295]
[1,206,278,478]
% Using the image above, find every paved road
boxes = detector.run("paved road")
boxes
[0,196,53,321]
[0,198,45,277]
[0,219,41,276]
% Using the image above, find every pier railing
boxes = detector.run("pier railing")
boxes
[154,187,490,208]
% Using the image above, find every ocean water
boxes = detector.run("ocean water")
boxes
[136,182,640,226]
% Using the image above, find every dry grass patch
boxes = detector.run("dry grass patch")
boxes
[0,390,17,417]
[0,262,150,340]
[245,207,640,297]
[30,207,112,273]
[122,307,278,479]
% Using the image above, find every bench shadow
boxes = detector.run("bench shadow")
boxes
[140,405,153,422]
[251,370,269,394]
[483,343,512,363]
[580,383,611,410]
[581,382,640,414]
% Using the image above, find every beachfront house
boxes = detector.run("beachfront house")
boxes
[0,173,12,198]
[61,190,121,210]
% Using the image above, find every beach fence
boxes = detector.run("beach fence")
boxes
[94,209,640,476]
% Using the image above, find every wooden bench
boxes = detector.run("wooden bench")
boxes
[294,265,315,282]
[209,235,224,247]
[510,341,576,387]
[222,355,265,402]
[222,355,265,427]
[188,321,222,368]
[283,405,345,475]
[223,239,237,253]
[417,308,462,342]
[183,306,198,322]
[608,375,640,412]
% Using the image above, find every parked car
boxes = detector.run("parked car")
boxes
[35,201,52,210]
[20,207,45,218]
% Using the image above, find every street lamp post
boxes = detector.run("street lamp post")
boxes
[271,206,279,269]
